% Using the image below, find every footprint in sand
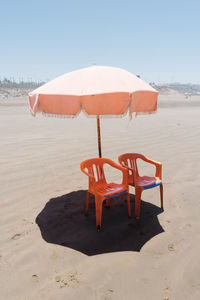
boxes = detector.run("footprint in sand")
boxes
[105,289,114,300]
[163,286,170,300]
[99,289,114,300]
[23,219,34,225]
[55,271,81,288]
[168,243,175,252]
[32,274,39,283]
[55,275,61,282]
[50,249,59,260]
[11,233,21,240]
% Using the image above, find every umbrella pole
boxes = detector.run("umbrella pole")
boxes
[97,115,102,158]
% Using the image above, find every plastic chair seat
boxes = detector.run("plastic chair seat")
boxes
[136,176,161,189]
[90,182,127,198]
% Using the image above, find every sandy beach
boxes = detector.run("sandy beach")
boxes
[1,91,200,300]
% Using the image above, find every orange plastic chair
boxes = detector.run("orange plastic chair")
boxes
[118,153,163,219]
[80,158,131,230]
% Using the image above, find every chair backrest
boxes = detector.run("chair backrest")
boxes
[81,158,114,185]
[118,153,143,185]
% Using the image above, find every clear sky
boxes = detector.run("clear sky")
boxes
[0,0,199,83]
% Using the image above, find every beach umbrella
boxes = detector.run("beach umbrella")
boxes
[29,65,158,157]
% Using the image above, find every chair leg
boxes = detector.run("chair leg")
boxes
[120,194,124,206]
[160,183,163,209]
[85,191,90,216]
[105,198,110,208]
[126,191,131,217]
[135,188,142,219]
[95,195,103,231]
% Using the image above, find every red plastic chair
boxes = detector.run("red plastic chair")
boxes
[80,158,131,230]
[118,153,163,219]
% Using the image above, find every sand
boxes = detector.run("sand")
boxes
[0,92,200,300]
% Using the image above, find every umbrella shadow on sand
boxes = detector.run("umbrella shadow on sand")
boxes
[36,190,164,256]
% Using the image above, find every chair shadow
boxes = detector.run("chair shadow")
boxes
[36,190,164,256]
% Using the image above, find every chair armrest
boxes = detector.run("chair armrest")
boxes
[141,156,162,179]
[80,165,96,186]
[107,160,129,186]
[120,164,137,186]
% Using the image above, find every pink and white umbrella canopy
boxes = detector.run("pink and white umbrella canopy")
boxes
[29,65,158,117]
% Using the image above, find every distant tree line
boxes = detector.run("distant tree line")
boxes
[150,82,200,95]
[0,77,45,89]
[1,77,199,95]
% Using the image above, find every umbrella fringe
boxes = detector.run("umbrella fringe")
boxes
[82,111,129,119]
[41,112,79,118]
[39,104,130,119]
[135,110,157,116]
[39,109,156,119]
[35,101,157,119]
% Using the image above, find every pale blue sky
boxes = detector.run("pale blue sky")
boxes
[0,0,199,83]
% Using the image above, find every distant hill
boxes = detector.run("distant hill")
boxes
[0,78,44,89]
[0,78,200,98]
[150,83,200,96]
[0,79,45,99]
